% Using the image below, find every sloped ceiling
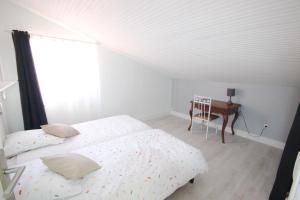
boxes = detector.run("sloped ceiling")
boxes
[10,0,300,86]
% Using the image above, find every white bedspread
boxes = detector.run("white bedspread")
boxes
[8,115,150,166]
[13,129,208,200]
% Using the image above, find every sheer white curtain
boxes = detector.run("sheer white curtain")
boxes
[30,36,101,124]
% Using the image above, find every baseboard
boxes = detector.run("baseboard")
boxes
[139,111,171,121]
[170,110,285,150]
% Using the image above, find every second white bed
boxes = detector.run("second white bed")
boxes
[13,129,208,200]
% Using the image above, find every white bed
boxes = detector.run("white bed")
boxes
[12,129,208,200]
[7,115,151,166]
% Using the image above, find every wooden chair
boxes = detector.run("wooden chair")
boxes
[191,95,220,139]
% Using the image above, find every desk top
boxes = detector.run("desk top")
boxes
[190,99,241,110]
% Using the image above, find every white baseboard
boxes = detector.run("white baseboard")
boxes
[170,110,285,150]
[139,111,171,121]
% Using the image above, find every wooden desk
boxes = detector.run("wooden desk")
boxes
[188,100,241,143]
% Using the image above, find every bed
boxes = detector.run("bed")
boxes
[6,115,151,166]
[0,116,207,200]
[10,129,207,200]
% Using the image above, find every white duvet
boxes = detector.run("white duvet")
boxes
[8,115,151,166]
[13,129,208,200]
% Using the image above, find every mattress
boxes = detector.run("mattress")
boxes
[13,129,208,200]
[8,115,151,166]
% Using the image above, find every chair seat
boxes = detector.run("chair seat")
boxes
[193,113,219,121]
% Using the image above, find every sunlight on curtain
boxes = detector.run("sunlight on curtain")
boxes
[30,36,101,124]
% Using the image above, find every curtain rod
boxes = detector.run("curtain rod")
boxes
[4,30,99,45]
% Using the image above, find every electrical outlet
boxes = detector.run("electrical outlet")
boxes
[264,124,269,128]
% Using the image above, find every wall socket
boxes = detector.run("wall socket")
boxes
[264,124,269,128]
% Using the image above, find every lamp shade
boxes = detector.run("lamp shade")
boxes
[227,88,235,97]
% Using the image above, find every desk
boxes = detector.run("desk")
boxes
[188,100,241,143]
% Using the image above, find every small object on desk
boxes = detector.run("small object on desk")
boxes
[227,88,235,105]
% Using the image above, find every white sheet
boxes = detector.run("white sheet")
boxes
[8,115,150,166]
[13,129,208,200]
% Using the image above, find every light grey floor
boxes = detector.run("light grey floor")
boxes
[145,115,282,200]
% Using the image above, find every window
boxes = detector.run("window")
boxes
[30,36,101,124]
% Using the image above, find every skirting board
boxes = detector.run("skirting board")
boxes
[138,111,171,121]
[170,110,285,150]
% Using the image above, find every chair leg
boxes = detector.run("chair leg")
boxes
[200,120,203,132]
[206,121,209,140]
[215,120,218,134]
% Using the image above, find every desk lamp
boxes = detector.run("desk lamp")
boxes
[227,88,235,105]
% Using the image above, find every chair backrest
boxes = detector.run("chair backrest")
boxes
[193,95,212,121]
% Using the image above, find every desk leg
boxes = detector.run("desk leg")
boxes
[188,104,193,131]
[231,111,239,135]
[221,113,228,144]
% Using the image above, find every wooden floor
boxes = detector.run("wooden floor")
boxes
[145,115,282,200]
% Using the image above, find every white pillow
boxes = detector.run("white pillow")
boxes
[4,129,65,158]
[41,153,101,179]
[41,124,80,138]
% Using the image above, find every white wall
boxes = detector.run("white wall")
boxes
[172,80,300,142]
[0,0,172,133]
[0,33,23,132]
[98,47,171,120]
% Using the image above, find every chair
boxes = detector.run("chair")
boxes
[190,95,220,139]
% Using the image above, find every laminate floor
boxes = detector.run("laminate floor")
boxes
[145,115,282,200]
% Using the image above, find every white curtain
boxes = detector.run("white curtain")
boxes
[30,36,101,124]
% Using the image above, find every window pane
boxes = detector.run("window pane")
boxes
[30,36,101,124]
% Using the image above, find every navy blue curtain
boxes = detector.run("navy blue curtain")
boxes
[12,30,48,130]
[269,103,300,199]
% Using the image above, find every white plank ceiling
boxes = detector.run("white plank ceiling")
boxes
[11,0,300,86]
